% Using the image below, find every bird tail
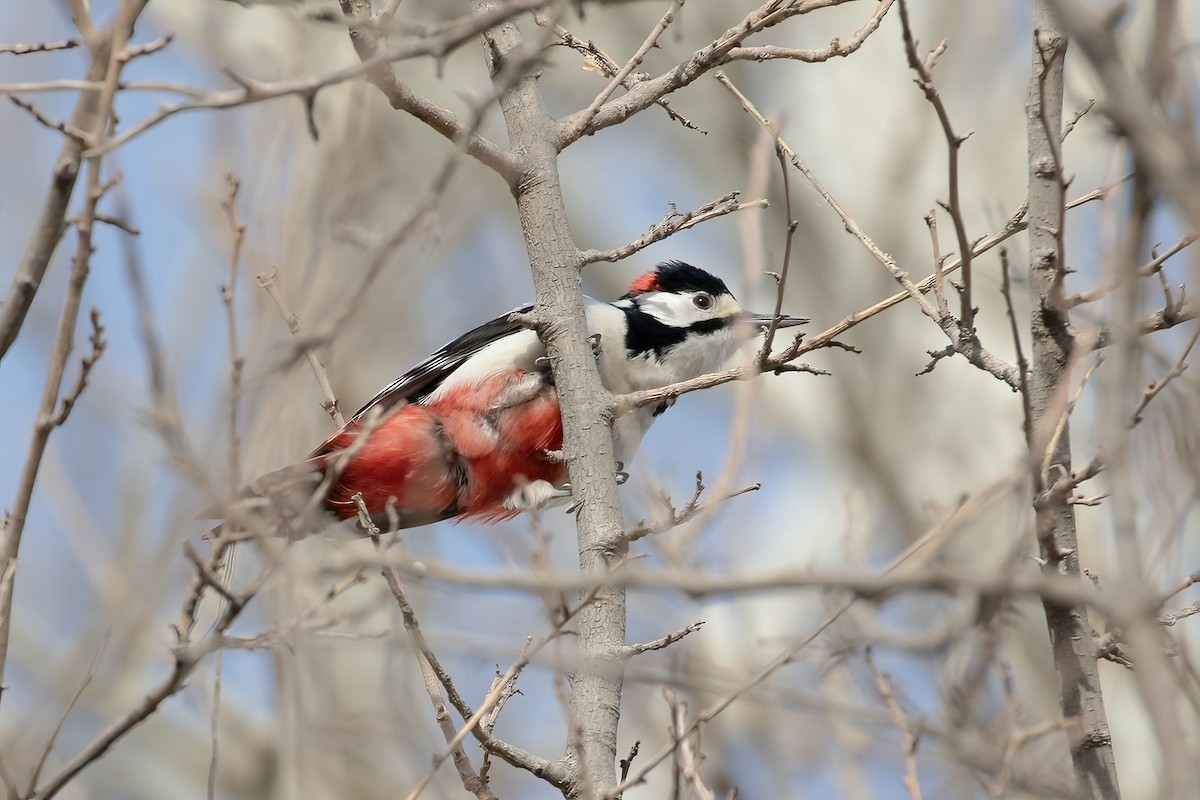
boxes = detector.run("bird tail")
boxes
[200,460,332,541]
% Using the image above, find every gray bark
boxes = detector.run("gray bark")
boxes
[481,8,628,797]
[1025,4,1120,797]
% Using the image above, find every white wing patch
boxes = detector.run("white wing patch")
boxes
[425,328,545,403]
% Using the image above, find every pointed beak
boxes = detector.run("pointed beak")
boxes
[741,311,809,335]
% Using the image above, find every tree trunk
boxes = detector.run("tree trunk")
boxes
[1025,4,1120,797]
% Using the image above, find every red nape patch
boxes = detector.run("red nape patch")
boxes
[625,269,662,295]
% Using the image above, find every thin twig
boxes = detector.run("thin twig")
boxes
[999,250,1034,463]
[625,472,760,542]
[1128,323,1200,426]
[898,0,975,334]
[48,309,106,426]
[358,497,497,800]
[580,193,767,265]
[0,0,144,694]
[756,126,799,365]
[258,269,346,426]
[6,93,93,145]
[218,174,246,490]
[865,648,923,800]
[566,0,686,142]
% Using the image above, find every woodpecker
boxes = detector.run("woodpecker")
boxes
[238,261,806,533]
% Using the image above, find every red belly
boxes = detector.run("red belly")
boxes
[317,372,565,525]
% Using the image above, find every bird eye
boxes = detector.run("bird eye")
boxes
[693,293,713,310]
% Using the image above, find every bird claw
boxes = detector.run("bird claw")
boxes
[562,466,628,514]
[536,335,599,371]
[561,483,583,515]
[587,332,603,361]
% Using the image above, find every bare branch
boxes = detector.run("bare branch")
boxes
[1129,323,1200,426]
[86,4,541,166]
[898,0,975,334]
[725,0,896,63]
[334,0,528,184]
[0,1,149,362]
[865,649,923,800]
[0,39,81,55]
[48,308,106,426]
[621,622,703,657]
[6,93,93,145]
[625,471,760,542]
[565,0,686,142]
[537,14,703,134]
[0,0,149,695]
[558,0,897,145]
[580,192,767,265]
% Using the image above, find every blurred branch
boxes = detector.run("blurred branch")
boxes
[342,551,1152,617]
[117,191,214,494]
[1046,0,1200,234]
[0,78,209,97]
[25,635,106,796]
[609,472,1034,796]
[0,0,149,703]
[335,0,532,185]
[219,174,246,490]
[1065,233,1197,307]
[31,523,274,799]
[663,688,716,800]
[355,504,498,800]
[352,498,570,794]
[85,2,543,162]
[0,4,148,361]
[865,649,923,800]
[258,269,346,427]
[1128,323,1200,426]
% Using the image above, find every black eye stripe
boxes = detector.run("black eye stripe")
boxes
[623,306,729,358]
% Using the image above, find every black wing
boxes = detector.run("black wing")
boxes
[347,304,534,423]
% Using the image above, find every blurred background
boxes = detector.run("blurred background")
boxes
[2,1,1199,798]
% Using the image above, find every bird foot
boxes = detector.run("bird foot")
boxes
[563,464,629,514]
[587,332,603,362]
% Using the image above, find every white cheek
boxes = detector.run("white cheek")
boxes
[642,295,708,327]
